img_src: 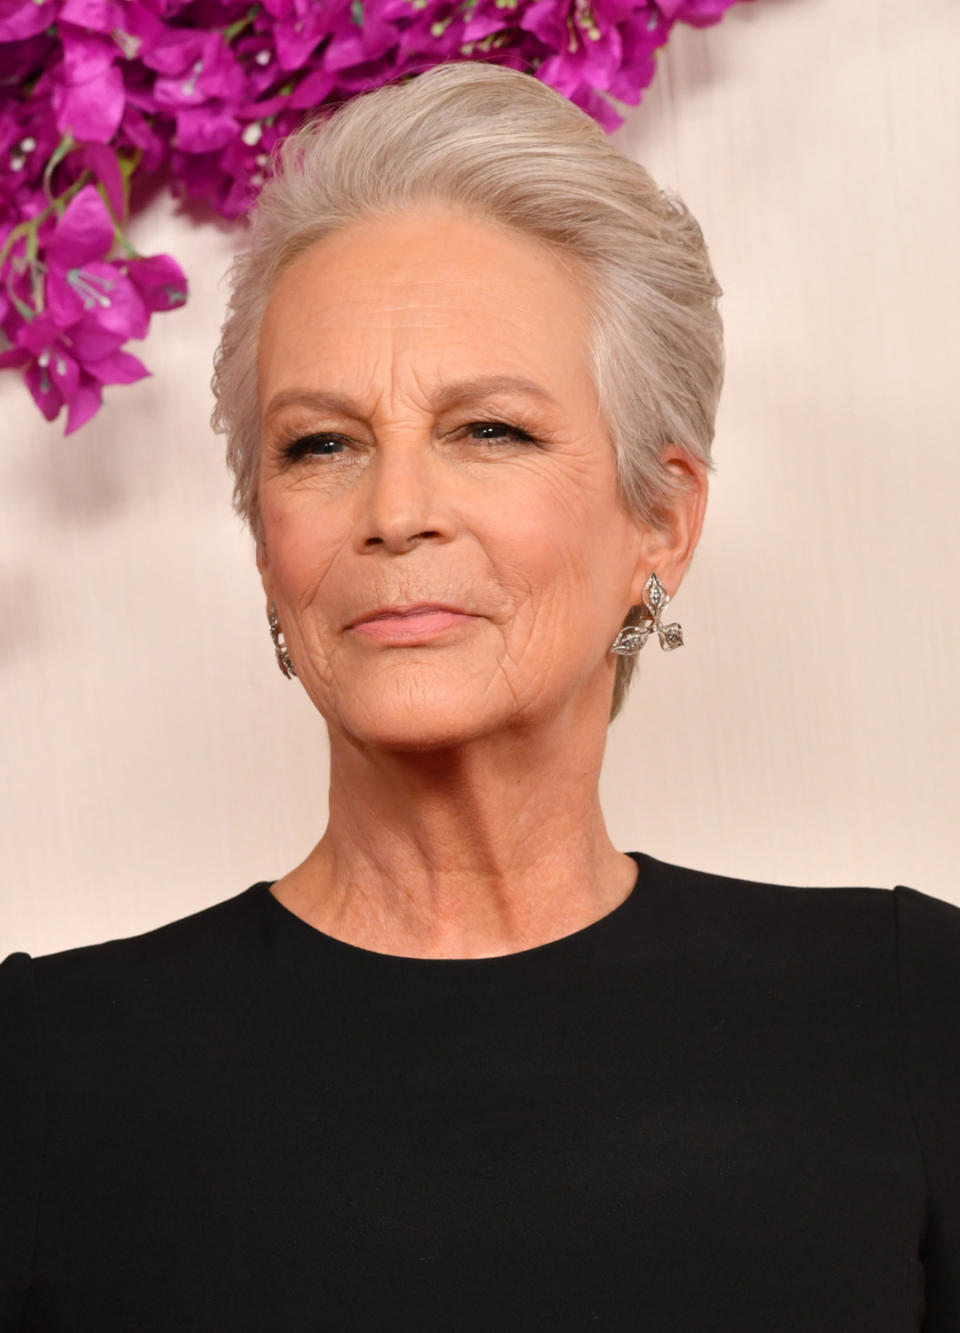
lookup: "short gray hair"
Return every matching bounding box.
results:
[211,59,723,721]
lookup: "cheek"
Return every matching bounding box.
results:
[490,470,625,611]
[260,494,346,606]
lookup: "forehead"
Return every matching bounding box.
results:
[257,209,597,408]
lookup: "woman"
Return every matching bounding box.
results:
[2,60,957,1332]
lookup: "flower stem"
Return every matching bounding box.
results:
[0,168,93,274]
[224,4,261,43]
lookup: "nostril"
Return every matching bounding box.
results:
[363,530,441,550]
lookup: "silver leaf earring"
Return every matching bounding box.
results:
[609,572,683,655]
[268,604,297,678]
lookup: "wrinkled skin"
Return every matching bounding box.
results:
[255,206,708,958]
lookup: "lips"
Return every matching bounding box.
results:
[347,603,478,643]
[349,603,469,628]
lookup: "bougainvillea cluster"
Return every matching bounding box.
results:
[0,0,742,433]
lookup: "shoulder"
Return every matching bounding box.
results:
[634,851,960,985]
[636,849,958,923]
[0,951,46,1319]
[892,881,960,961]
[634,849,908,942]
[38,880,263,973]
[642,844,960,1011]
[889,883,960,1090]
[0,886,268,1317]
[1,884,270,1055]
[646,859,960,1306]
[0,883,272,1146]
[638,852,960,1093]
[885,886,960,1300]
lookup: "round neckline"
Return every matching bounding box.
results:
[253,851,651,971]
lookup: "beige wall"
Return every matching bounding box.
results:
[2,0,958,957]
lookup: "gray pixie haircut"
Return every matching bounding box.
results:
[211,59,723,722]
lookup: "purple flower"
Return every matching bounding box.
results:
[0,0,59,44]
[0,28,57,93]
[151,31,247,152]
[118,101,167,171]
[119,251,188,313]
[0,100,61,223]
[272,5,331,73]
[0,183,153,428]
[0,318,94,430]
[128,4,200,74]
[51,25,125,142]
[391,25,463,70]
[41,184,147,343]
[57,0,125,32]
[0,308,150,432]
[659,0,737,24]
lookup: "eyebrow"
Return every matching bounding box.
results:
[263,374,560,423]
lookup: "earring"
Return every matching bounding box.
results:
[268,604,297,678]
[609,572,683,655]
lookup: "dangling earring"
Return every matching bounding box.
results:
[609,572,684,655]
[268,604,297,678]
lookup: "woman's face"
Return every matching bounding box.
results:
[256,207,665,750]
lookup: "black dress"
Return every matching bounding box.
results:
[2,851,958,1331]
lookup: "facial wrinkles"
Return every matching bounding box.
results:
[265,332,575,594]
[270,420,621,719]
[291,473,598,726]
[259,212,594,440]
[256,212,639,731]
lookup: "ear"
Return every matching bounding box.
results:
[627,445,709,607]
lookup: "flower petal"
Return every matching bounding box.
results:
[58,0,125,32]
[83,347,150,384]
[138,26,203,76]
[45,268,87,330]
[119,101,166,170]
[0,0,58,42]
[122,252,188,312]
[69,267,149,358]
[25,359,63,421]
[47,184,115,268]
[18,310,66,354]
[59,26,116,83]
[174,104,238,153]
[53,61,125,142]
[50,347,80,399]
[64,377,103,434]
[82,143,126,222]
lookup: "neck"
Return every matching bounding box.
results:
[274,691,637,959]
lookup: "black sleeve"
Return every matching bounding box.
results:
[894,885,960,1331]
[0,952,44,1331]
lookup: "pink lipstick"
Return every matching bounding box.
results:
[348,604,477,644]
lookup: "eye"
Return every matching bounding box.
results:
[276,419,539,463]
[463,420,538,446]
[280,433,350,461]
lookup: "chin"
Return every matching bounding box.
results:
[331,684,514,754]
[341,714,498,757]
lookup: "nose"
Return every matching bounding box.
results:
[354,439,455,554]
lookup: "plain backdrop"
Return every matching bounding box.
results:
[2,0,958,956]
